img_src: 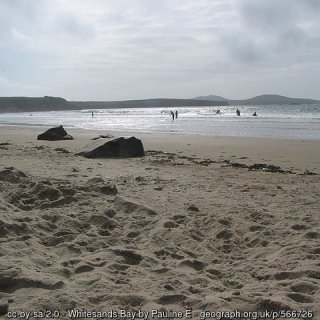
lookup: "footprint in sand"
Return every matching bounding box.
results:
[0,275,64,294]
[75,264,95,274]
[218,218,232,227]
[291,224,308,231]
[304,231,320,239]
[170,252,184,260]
[249,224,265,232]
[127,231,140,238]
[287,292,314,303]
[216,229,233,240]
[111,248,143,265]
[172,215,186,224]
[290,281,319,295]
[256,299,292,311]
[154,249,170,260]
[206,268,222,279]
[179,259,206,272]
[312,247,320,254]
[163,221,178,229]
[157,294,187,305]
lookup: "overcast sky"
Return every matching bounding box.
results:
[1,0,320,100]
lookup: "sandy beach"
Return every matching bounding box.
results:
[0,125,319,318]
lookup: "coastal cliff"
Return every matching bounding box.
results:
[0,96,70,113]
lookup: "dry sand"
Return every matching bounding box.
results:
[0,125,319,319]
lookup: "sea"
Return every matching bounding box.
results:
[1,104,320,139]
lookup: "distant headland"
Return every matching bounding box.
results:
[0,94,318,113]
[0,96,70,113]
[192,94,320,106]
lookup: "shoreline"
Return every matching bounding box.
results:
[2,121,320,141]
[1,125,319,173]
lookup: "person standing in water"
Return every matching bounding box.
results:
[170,111,175,120]
[236,109,241,116]
[175,110,178,119]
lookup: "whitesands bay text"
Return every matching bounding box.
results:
[6,309,314,319]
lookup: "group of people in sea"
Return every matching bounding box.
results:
[170,110,178,120]
[236,109,258,116]
[169,109,257,119]
[215,109,257,117]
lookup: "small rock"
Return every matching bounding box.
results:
[304,169,317,175]
[0,302,9,315]
[54,147,70,153]
[37,125,73,141]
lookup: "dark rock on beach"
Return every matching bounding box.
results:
[77,136,144,158]
[37,125,73,141]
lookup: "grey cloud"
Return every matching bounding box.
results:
[277,26,307,49]
[238,0,298,32]
[217,0,320,70]
[221,33,266,64]
[54,12,95,39]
